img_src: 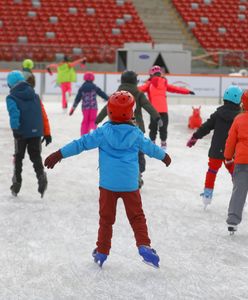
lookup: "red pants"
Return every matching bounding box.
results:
[60,82,72,109]
[205,157,234,189]
[96,187,151,255]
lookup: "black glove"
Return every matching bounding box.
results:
[189,91,195,95]
[162,153,171,167]
[41,135,52,146]
[46,67,53,75]
[12,129,22,140]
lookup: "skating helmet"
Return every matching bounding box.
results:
[241,90,248,111]
[107,90,135,122]
[223,85,243,104]
[121,70,138,84]
[149,65,162,76]
[84,72,95,81]
[22,59,34,70]
[7,70,25,88]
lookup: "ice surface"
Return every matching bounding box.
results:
[0,98,247,300]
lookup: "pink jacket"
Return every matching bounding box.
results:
[139,76,191,113]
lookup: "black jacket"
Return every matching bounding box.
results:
[193,101,240,159]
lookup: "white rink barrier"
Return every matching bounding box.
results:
[1,71,248,103]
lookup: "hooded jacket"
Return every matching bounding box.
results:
[60,122,165,191]
[193,101,241,159]
[139,76,191,113]
[224,98,248,164]
[6,81,44,138]
[95,83,160,132]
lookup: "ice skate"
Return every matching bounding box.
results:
[92,248,107,267]
[161,140,167,150]
[200,188,213,209]
[10,181,21,197]
[138,245,160,268]
[138,173,144,189]
[38,172,48,198]
[227,224,237,235]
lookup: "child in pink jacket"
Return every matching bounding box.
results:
[139,65,195,148]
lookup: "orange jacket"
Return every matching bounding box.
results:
[139,76,190,113]
[40,100,51,136]
[224,112,248,164]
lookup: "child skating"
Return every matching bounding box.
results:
[225,90,248,234]
[6,70,52,197]
[139,65,195,149]
[69,72,108,136]
[44,91,171,268]
[187,85,242,208]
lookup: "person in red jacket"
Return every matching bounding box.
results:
[139,65,195,149]
[225,90,248,234]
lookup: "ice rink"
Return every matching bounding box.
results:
[0,97,247,300]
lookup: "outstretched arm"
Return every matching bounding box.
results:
[68,57,87,68]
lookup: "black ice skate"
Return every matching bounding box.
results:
[228,224,237,235]
[10,181,22,197]
[138,173,144,189]
[38,173,48,198]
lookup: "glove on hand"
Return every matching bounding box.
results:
[12,129,22,140]
[162,153,171,167]
[69,107,75,116]
[44,150,63,169]
[41,135,52,146]
[189,91,195,95]
[187,135,197,147]
[157,118,163,128]
[46,67,53,75]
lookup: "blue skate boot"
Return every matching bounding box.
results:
[92,248,108,267]
[200,188,213,209]
[138,246,160,268]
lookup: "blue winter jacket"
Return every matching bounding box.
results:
[6,81,43,138]
[61,122,166,192]
[72,81,108,110]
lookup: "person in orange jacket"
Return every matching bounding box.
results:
[139,65,195,149]
[225,90,248,234]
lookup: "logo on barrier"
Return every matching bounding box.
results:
[139,54,150,60]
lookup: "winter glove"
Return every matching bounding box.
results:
[44,150,63,169]
[187,135,198,147]
[41,135,52,146]
[69,107,75,116]
[189,91,195,95]
[12,129,22,140]
[162,153,171,167]
[157,118,163,128]
[46,67,53,75]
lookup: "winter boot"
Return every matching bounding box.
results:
[92,248,108,267]
[138,245,160,268]
[10,180,22,196]
[138,173,144,189]
[227,224,237,235]
[161,140,167,150]
[200,188,213,209]
[38,172,48,198]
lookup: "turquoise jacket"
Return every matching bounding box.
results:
[61,122,166,192]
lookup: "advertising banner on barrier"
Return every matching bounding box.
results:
[44,73,105,95]
[0,72,41,95]
[221,76,248,95]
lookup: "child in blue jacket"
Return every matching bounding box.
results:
[45,90,171,268]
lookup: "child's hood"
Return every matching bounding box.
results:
[150,76,166,89]
[102,122,141,150]
[10,81,35,102]
[217,102,240,121]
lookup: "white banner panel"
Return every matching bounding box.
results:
[0,71,41,95]
[105,73,122,95]
[221,76,248,95]
[166,75,220,97]
[44,72,105,95]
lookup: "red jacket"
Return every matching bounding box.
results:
[139,76,191,113]
[224,111,248,164]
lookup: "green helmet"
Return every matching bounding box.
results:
[22,59,34,70]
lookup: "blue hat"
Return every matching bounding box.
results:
[223,85,243,104]
[7,70,25,88]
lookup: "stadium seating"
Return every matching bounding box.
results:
[0,0,152,63]
[172,0,248,66]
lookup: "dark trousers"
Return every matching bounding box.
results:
[149,112,169,142]
[138,151,146,173]
[96,187,151,255]
[13,137,44,183]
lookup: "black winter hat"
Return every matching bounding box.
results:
[121,70,138,84]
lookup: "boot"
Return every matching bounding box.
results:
[200,188,213,209]
[92,248,108,267]
[138,245,160,268]
[38,172,48,198]
[161,140,167,150]
[10,180,22,196]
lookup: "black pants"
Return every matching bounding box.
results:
[139,151,146,174]
[13,137,44,183]
[149,112,169,142]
